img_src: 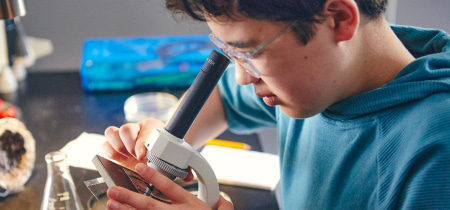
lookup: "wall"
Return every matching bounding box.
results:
[20,0,450,72]
[20,0,210,72]
[396,0,450,32]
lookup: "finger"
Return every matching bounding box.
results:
[102,141,143,170]
[104,126,130,157]
[118,123,141,159]
[216,195,234,210]
[102,140,128,162]
[135,118,165,160]
[107,186,166,210]
[181,167,194,182]
[135,163,197,204]
[106,199,135,210]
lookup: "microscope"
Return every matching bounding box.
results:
[93,50,230,208]
[144,50,229,207]
[0,0,30,94]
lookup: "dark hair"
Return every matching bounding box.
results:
[165,0,387,44]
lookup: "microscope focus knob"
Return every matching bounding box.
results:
[146,153,189,180]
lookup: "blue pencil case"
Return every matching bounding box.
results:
[79,34,219,91]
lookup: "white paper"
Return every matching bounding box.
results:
[60,132,106,170]
[200,145,280,191]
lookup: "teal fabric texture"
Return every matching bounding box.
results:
[218,25,450,209]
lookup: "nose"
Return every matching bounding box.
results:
[234,63,259,85]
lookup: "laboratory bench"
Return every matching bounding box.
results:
[0,72,279,210]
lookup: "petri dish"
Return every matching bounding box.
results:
[124,92,178,123]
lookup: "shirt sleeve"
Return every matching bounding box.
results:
[218,65,277,135]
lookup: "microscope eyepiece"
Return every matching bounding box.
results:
[165,50,230,139]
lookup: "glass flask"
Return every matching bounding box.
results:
[40,151,84,210]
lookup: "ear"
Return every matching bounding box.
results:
[323,0,359,42]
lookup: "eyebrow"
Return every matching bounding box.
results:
[226,40,257,49]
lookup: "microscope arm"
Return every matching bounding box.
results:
[189,151,220,208]
[146,128,220,207]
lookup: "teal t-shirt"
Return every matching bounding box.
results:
[218,25,450,209]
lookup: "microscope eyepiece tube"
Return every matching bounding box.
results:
[165,50,230,139]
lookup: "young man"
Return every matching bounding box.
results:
[102,0,450,209]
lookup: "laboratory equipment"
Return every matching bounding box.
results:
[92,155,171,204]
[41,151,84,210]
[0,0,26,19]
[145,49,229,208]
[92,50,230,208]
[123,92,178,123]
[0,0,30,93]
